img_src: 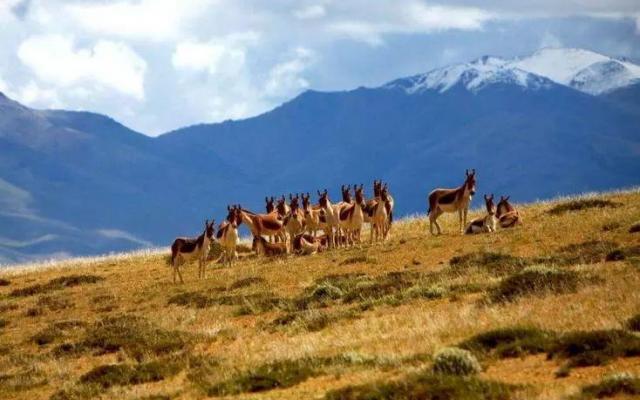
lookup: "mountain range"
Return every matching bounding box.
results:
[1,47,639,264]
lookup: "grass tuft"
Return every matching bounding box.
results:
[229,276,266,290]
[10,274,104,297]
[628,222,640,233]
[37,295,73,311]
[325,370,516,400]
[0,278,10,286]
[168,292,213,308]
[489,265,579,302]
[450,251,530,275]
[80,315,190,360]
[207,354,380,396]
[547,198,620,215]
[271,309,360,332]
[432,347,481,376]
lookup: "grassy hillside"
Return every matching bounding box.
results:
[1,190,640,400]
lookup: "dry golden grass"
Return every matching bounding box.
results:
[1,189,640,399]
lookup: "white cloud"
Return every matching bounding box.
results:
[0,75,8,93]
[13,80,64,108]
[64,0,213,41]
[0,0,21,21]
[294,4,326,19]
[539,31,563,48]
[17,34,147,100]
[171,32,259,74]
[265,47,315,98]
[327,1,494,46]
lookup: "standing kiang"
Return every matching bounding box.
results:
[427,169,477,235]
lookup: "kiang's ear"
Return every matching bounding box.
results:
[472,168,476,176]
[324,189,328,195]
[227,205,231,211]
[490,194,494,200]
[465,169,469,177]
[317,190,322,196]
[484,194,488,201]
[505,196,510,201]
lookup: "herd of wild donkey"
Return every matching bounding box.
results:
[170,169,521,283]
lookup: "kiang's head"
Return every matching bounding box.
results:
[465,169,477,196]
[484,194,495,215]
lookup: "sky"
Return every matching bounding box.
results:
[0,0,639,136]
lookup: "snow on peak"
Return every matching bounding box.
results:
[384,54,550,94]
[386,47,640,95]
[511,47,640,94]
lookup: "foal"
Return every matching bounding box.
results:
[252,235,288,256]
[496,196,521,228]
[427,169,477,235]
[465,194,497,234]
[170,219,215,283]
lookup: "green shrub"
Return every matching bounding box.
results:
[79,360,183,389]
[576,372,640,398]
[432,347,481,376]
[548,330,640,369]
[405,284,447,300]
[459,327,556,358]
[168,292,213,308]
[489,265,579,302]
[627,313,640,332]
[554,241,619,265]
[207,358,318,396]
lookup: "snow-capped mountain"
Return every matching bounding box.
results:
[387,48,640,95]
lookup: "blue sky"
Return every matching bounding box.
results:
[0,0,639,136]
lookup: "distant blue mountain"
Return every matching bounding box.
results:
[1,48,639,264]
